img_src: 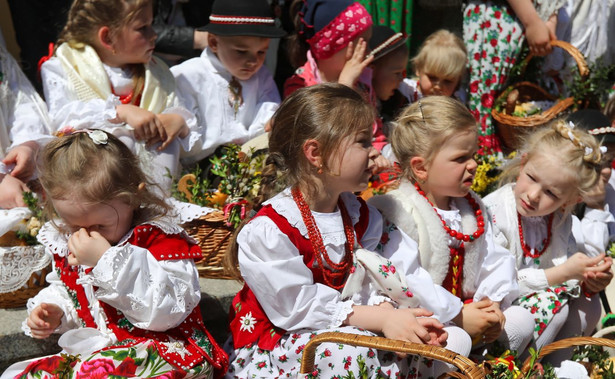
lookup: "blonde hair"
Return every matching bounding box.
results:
[499,119,603,196]
[392,96,477,181]
[57,0,151,48]
[39,131,169,227]
[411,29,467,80]
[224,83,375,280]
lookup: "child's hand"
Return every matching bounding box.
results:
[381,308,445,346]
[3,141,39,181]
[481,301,505,342]
[26,303,63,339]
[524,18,555,56]
[116,104,166,144]
[453,299,500,341]
[338,38,374,88]
[0,173,29,208]
[157,113,190,150]
[67,229,111,267]
[373,154,392,174]
[559,252,610,282]
[583,256,613,293]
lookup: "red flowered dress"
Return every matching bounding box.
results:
[463,1,526,157]
[7,220,228,379]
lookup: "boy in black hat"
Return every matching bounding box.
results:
[171,0,285,165]
[569,110,615,257]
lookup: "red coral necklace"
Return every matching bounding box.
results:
[414,182,485,242]
[517,213,553,260]
[291,187,355,290]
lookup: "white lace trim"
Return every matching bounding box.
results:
[0,245,51,293]
[327,299,355,328]
[167,197,216,224]
[264,188,363,245]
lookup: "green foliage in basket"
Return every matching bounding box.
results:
[567,58,615,110]
[15,191,44,245]
[173,144,266,228]
[572,344,615,378]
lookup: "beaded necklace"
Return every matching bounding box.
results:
[517,212,553,264]
[414,183,485,298]
[291,187,355,290]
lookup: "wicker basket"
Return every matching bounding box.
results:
[0,245,51,308]
[520,336,615,375]
[491,40,589,151]
[177,174,235,279]
[298,332,486,378]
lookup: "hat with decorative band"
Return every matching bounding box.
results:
[200,0,286,38]
[368,25,408,61]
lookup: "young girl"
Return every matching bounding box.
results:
[399,29,467,103]
[368,96,535,355]
[463,0,563,156]
[40,0,199,191]
[484,120,613,365]
[1,130,227,378]
[224,84,473,378]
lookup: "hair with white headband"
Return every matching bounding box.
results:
[499,118,604,195]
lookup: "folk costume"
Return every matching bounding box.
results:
[369,181,534,352]
[171,0,286,164]
[485,183,602,349]
[40,43,200,190]
[225,188,469,378]
[2,219,228,379]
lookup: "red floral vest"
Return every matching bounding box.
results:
[229,197,370,350]
[53,224,228,377]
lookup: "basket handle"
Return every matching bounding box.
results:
[299,332,486,378]
[177,174,197,203]
[524,40,589,77]
[520,336,615,373]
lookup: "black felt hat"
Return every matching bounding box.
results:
[200,0,286,38]
[368,25,408,61]
[567,109,615,145]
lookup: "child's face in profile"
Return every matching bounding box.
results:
[416,70,459,97]
[108,4,157,66]
[209,35,270,81]
[52,197,134,245]
[372,48,408,101]
[514,153,579,218]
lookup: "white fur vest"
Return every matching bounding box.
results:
[368,180,486,297]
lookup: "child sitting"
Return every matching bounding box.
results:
[399,29,467,103]
[40,0,199,191]
[0,34,52,209]
[171,0,286,164]
[224,84,471,378]
[484,119,613,365]
[369,96,534,354]
[1,130,227,378]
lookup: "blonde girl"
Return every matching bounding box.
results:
[224,84,471,378]
[40,0,199,191]
[1,130,227,379]
[399,29,467,103]
[369,96,535,354]
[484,120,613,364]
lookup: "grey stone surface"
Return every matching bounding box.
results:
[0,277,242,373]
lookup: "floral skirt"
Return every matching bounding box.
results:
[515,283,580,341]
[225,325,450,379]
[8,341,213,379]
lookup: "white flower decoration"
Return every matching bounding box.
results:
[161,338,188,358]
[87,130,108,145]
[239,311,257,333]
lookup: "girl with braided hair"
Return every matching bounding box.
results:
[484,119,614,365]
[40,0,200,191]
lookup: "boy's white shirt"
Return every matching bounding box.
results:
[0,43,52,158]
[171,47,280,164]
